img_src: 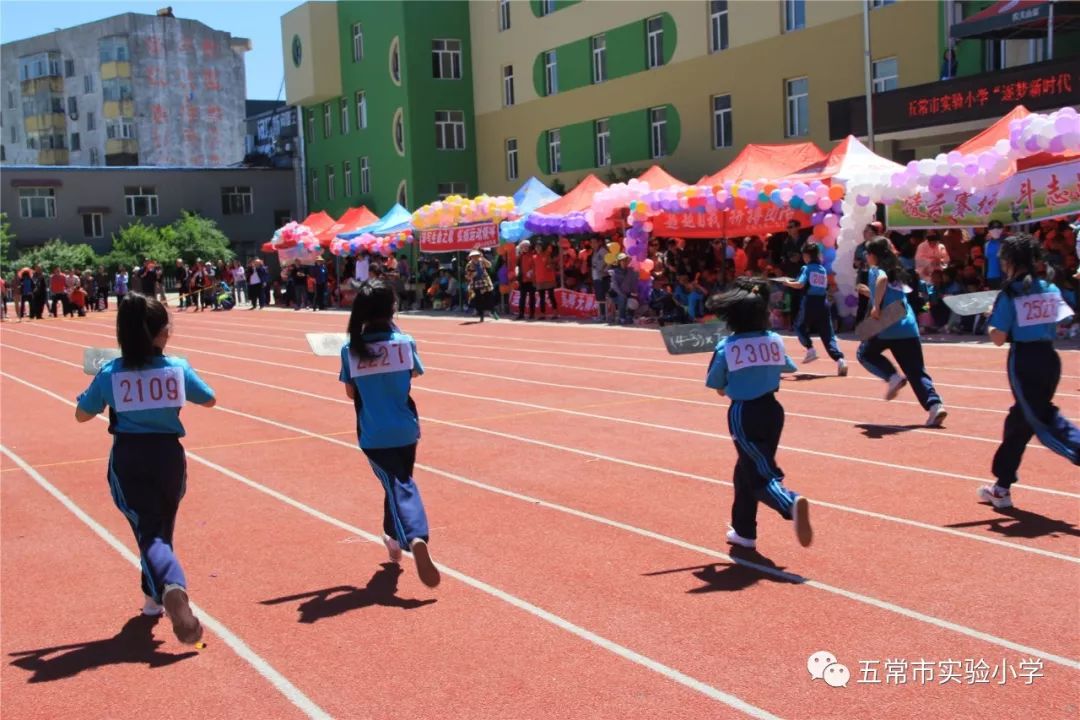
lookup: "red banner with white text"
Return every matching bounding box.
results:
[509,288,599,319]
[418,223,499,253]
[652,207,811,238]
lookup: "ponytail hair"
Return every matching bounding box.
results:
[866,236,901,283]
[706,276,770,334]
[347,280,397,359]
[998,232,1043,293]
[116,292,169,368]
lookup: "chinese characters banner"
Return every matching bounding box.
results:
[887,160,1080,229]
[418,223,498,253]
[651,207,811,239]
[509,288,598,319]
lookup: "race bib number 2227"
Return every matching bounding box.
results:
[349,340,414,377]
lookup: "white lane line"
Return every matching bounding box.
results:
[0,444,333,720]
[0,371,783,720]
[7,341,1073,564]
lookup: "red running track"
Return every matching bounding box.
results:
[1,308,1077,719]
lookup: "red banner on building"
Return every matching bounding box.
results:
[509,288,599,319]
[651,207,810,239]
[418,223,498,253]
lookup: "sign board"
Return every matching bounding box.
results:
[82,348,188,375]
[854,300,908,341]
[418,223,498,253]
[942,290,999,317]
[306,332,349,357]
[652,207,810,239]
[508,288,599,319]
[659,320,730,355]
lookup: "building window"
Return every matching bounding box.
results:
[306,108,315,142]
[544,50,558,95]
[547,129,561,173]
[7,90,13,108]
[106,118,135,139]
[98,36,129,63]
[396,180,407,208]
[393,108,405,155]
[356,91,367,128]
[783,0,805,32]
[435,110,466,150]
[19,187,56,219]
[538,0,555,17]
[67,96,77,116]
[785,76,809,137]
[710,1,729,52]
[360,156,371,193]
[649,107,667,158]
[70,132,80,151]
[1,145,5,162]
[594,119,611,167]
[503,65,515,107]
[390,37,401,84]
[871,57,898,93]
[437,182,468,199]
[646,16,664,69]
[82,212,103,238]
[83,74,93,94]
[64,59,75,77]
[499,0,511,31]
[591,35,606,83]
[432,39,462,80]
[869,0,895,7]
[322,102,331,138]
[9,125,16,143]
[86,110,95,131]
[327,165,336,200]
[310,169,318,203]
[506,138,518,180]
[89,147,99,165]
[221,186,253,215]
[712,94,732,148]
[352,23,364,62]
[125,186,158,217]
[340,97,349,134]
[102,78,133,102]
[344,160,353,196]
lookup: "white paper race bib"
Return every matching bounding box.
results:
[726,336,786,371]
[1013,292,1071,326]
[111,367,186,412]
[349,340,414,377]
[809,271,828,289]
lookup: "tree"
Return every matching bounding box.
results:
[604,166,644,184]
[0,212,13,275]
[548,177,567,195]
[169,211,234,265]
[15,239,99,271]
[103,220,176,270]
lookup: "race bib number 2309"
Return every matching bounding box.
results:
[349,340,414,377]
[726,336,786,371]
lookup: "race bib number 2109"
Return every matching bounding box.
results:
[349,340,414,377]
[111,367,186,412]
[726,336,786,371]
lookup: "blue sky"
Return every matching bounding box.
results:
[1,0,297,100]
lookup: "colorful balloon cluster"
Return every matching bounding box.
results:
[330,229,414,258]
[270,221,320,252]
[524,211,592,236]
[412,194,516,230]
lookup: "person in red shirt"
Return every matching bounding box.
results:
[535,243,559,319]
[49,267,69,317]
[515,240,538,320]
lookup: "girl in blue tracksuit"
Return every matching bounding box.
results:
[75,293,216,645]
[705,277,813,549]
[340,280,440,588]
[981,234,1079,508]
[856,237,948,428]
[784,243,847,376]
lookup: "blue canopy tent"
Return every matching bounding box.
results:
[501,177,561,242]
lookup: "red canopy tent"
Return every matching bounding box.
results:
[702,142,826,186]
[532,173,609,215]
[777,135,904,186]
[317,206,379,247]
[634,165,687,189]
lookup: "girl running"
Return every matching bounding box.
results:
[340,280,440,588]
[75,293,216,644]
[784,243,847,376]
[981,234,1079,508]
[706,277,813,549]
[856,237,948,427]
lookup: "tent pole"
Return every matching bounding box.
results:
[1048,0,1055,60]
[862,1,875,151]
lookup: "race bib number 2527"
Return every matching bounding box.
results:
[725,336,786,371]
[1013,293,1070,327]
[349,340,414,377]
[111,367,186,412]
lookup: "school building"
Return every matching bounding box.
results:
[282,0,1080,216]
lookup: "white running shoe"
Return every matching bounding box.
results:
[837,358,848,377]
[725,529,756,549]
[977,485,1013,509]
[802,348,818,363]
[885,374,908,401]
[925,404,948,428]
[382,534,403,564]
[141,595,165,617]
[792,496,813,547]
